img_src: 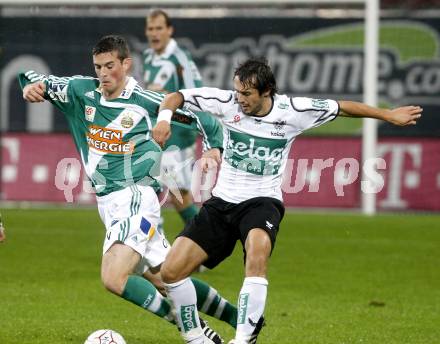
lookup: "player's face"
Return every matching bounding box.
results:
[233,76,270,116]
[93,51,131,99]
[146,15,173,54]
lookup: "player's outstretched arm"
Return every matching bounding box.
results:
[152,92,185,147]
[23,81,46,103]
[338,100,422,126]
[160,91,185,113]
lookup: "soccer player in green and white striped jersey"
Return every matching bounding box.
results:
[143,9,219,226]
[20,35,235,343]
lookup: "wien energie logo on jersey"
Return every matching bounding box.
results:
[87,125,134,155]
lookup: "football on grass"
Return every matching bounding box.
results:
[84,329,127,344]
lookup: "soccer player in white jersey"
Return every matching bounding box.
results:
[20,35,236,343]
[143,9,219,227]
[151,58,423,344]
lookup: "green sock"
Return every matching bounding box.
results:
[179,204,199,223]
[122,275,175,324]
[191,277,237,328]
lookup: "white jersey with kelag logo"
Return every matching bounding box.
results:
[18,71,222,197]
[179,87,340,203]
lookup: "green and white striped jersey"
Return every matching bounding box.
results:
[143,39,202,92]
[142,38,215,149]
[180,87,340,203]
[18,71,223,197]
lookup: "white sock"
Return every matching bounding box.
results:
[164,278,204,344]
[235,277,268,343]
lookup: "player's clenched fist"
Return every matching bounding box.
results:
[200,148,222,173]
[23,81,46,103]
[151,120,171,148]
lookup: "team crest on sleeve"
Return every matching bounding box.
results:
[85,106,96,122]
[47,83,69,103]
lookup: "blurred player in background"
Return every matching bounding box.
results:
[152,57,423,344]
[143,9,222,228]
[0,214,5,243]
[20,34,235,343]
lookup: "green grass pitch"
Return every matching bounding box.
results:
[0,208,439,343]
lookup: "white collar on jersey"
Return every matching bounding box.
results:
[96,76,138,99]
[156,38,177,59]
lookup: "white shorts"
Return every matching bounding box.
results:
[160,144,196,191]
[96,184,170,273]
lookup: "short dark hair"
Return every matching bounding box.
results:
[92,35,130,61]
[147,9,172,27]
[234,57,278,96]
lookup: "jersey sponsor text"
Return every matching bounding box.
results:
[86,125,134,155]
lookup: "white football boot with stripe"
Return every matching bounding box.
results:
[227,316,265,344]
[200,318,224,344]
